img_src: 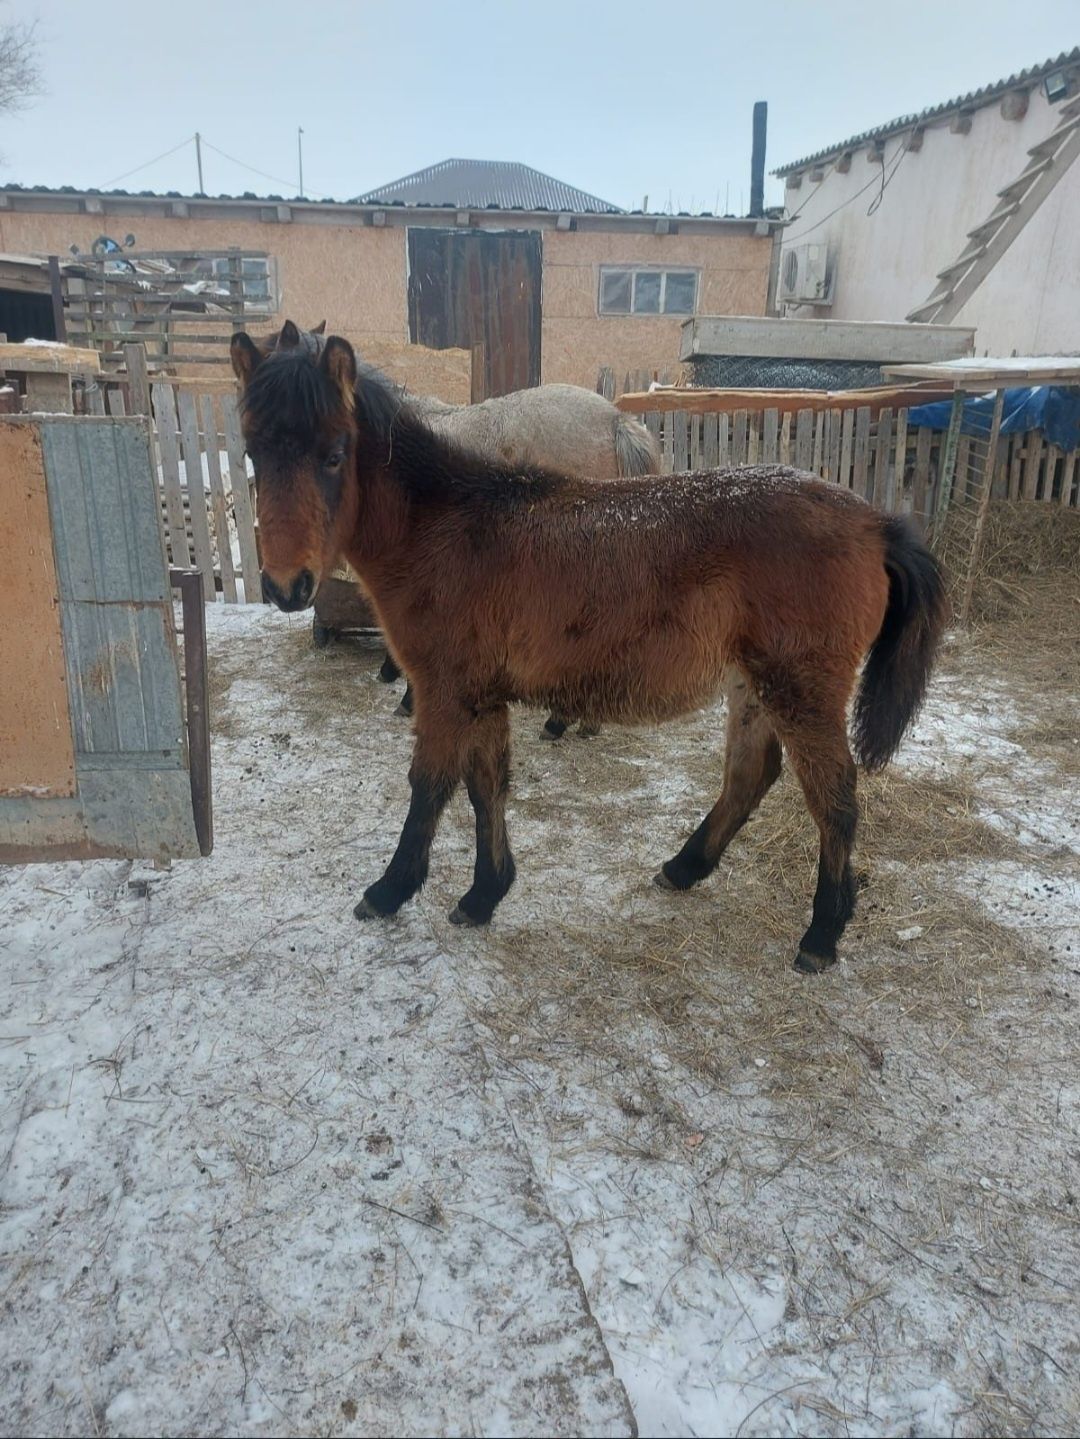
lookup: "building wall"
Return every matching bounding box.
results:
[0,207,772,393]
[777,88,1080,354]
[540,229,771,387]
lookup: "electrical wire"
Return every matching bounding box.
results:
[781,136,910,245]
[101,135,196,189]
[200,138,301,193]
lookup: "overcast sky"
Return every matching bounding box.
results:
[4,1,1077,213]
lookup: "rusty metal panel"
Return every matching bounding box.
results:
[0,415,200,862]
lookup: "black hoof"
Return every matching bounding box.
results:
[448,904,490,927]
[355,883,403,921]
[653,868,677,891]
[394,701,412,718]
[378,655,401,684]
[793,948,836,975]
[354,896,384,920]
[312,619,333,648]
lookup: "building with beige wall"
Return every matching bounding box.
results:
[772,50,1080,355]
[0,158,776,397]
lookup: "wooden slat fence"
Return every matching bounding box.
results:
[629,402,1080,519]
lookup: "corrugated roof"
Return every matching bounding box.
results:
[353,158,623,213]
[773,47,1080,174]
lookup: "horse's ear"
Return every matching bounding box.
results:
[278,319,302,350]
[230,331,263,389]
[319,336,357,411]
[312,320,327,335]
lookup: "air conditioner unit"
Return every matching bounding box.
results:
[780,243,832,305]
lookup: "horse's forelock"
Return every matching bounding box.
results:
[241,351,349,448]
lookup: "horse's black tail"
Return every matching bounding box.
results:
[852,515,949,771]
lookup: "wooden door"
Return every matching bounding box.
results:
[408,229,541,398]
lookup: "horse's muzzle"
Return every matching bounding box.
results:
[262,569,316,611]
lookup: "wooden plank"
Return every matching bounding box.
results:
[86,383,106,417]
[825,408,840,484]
[124,343,151,416]
[702,412,719,468]
[779,412,792,466]
[889,409,908,512]
[176,388,216,589]
[839,408,855,488]
[762,408,778,463]
[106,388,127,417]
[747,412,760,466]
[220,392,262,600]
[689,413,702,471]
[0,341,100,373]
[152,382,192,568]
[1021,431,1043,500]
[912,426,933,524]
[871,408,893,506]
[1008,436,1023,498]
[1042,443,1061,502]
[1060,448,1078,508]
[661,411,674,474]
[960,390,1006,624]
[955,434,971,501]
[811,411,825,476]
[795,409,814,471]
[718,414,730,466]
[0,421,77,798]
[680,315,974,363]
[200,394,238,603]
[732,410,748,467]
[852,407,872,497]
[644,410,661,452]
[617,382,953,419]
[674,410,689,472]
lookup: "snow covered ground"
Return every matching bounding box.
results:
[2,603,1078,1438]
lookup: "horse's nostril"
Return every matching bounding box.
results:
[296,570,315,607]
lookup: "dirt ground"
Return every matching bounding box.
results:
[2,528,1078,1437]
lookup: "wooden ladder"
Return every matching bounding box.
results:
[907,94,1080,324]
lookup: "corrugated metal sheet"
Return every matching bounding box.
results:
[354,158,623,213]
[0,416,199,862]
[774,47,1080,174]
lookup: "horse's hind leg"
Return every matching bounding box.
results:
[396,682,414,718]
[782,729,859,975]
[655,674,781,891]
[749,663,859,974]
[378,650,401,683]
[450,704,517,927]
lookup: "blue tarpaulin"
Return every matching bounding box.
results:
[907,386,1080,452]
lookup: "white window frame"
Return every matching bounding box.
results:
[598,266,699,317]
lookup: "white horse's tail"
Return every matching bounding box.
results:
[614,413,661,476]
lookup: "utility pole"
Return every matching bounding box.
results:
[297,127,305,198]
[195,132,204,193]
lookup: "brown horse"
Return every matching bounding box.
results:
[231,330,947,975]
[259,319,656,735]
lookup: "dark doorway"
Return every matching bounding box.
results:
[0,289,56,343]
[408,229,541,398]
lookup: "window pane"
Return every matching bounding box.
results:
[633,271,661,313]
[600,270,631,313]
[663,272,697,314]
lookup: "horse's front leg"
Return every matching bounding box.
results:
[450,704,517,926]
[355,699,468,920]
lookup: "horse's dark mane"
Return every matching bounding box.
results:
[244,348,567,505]
[352,368,566,507]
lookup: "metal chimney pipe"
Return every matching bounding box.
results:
[750,101,767,217]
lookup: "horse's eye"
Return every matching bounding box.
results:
[325,451,344,470]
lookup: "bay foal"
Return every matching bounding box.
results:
[233,331,946,974]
